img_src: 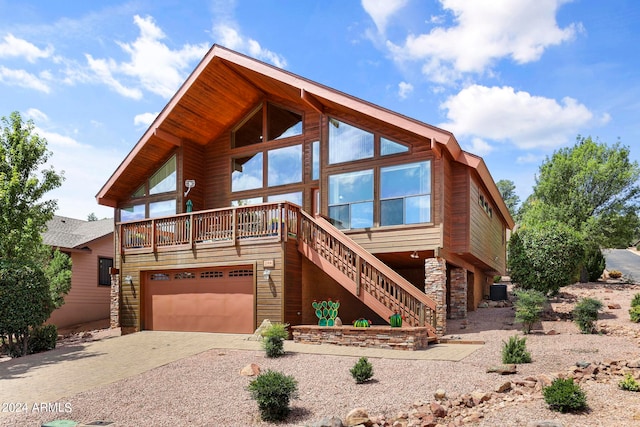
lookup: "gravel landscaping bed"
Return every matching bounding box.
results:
[3,281,640,427]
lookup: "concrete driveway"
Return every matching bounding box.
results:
[0,330,481,413]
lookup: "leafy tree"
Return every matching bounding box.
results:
[0,111,64,260]
[87,212,98,221]
[508,221,584,295]
[521,136,640,248]
[496,179,521,220]
[0,111,67,356]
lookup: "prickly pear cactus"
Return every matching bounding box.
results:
[389,312,403,327]
[312,299,340,326]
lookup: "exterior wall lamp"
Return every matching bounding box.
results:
[263,269,271,280]
[125,275,133,285]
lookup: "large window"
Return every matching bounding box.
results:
[233,103,303,148]
[268,145,302,187]
[149,200,177,218]
[328,170,373,229]
[267,192,303,205]
[149,156,176,195]
[232,153,263,192]
[380,161,431,225]
[328,119,374,164]
[120,204,145,222]
[98,257,113,287]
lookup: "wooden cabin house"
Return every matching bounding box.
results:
[97,45,514,338]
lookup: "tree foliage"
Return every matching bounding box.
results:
[496,179,520,220]
[508,221,584,295]
[0,111,68,356]
[521,136,640,248]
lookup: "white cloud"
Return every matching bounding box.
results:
[0,66,50,93]
[86,15,209,99]
[35,126,122,219]
[386,0,579,83]
[439,84,596,149]
[25,108,49,123]
[362,0,409,34]
[398,81,414,99]
[134,112,159,127]
[463,137,493,156]
[0,33,53,63]
[213,24,287,68]
[516,153,545,164]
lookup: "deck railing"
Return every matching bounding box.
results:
[298,211,438,334]
[119,202,299,252]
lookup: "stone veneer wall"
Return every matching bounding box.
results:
[449,267,467,319]
[110,273,120,329]
[291,325,431,350]
[424,257,447,336]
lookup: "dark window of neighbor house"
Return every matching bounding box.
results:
[98,257,113,286]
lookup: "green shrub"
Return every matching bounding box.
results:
[501,335,532,364]
[619,373,640,392]
[350,356,374,384]
[493,275,502,283]
[262,323,288,358]
[248,370,298,422]
[583,245,606,282]
[28,324,57,354]
[629,306,640,323]
[513,289,546,334]
[631,293,640,308]
[573,298,603,333]
[508,222,584,296]
[543,378,587,413]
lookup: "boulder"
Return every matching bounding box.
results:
[486,364,517,374]
[496,381,512,393]
[433,389,447,400]
[345,408,371,427]
[239,363,260,376]
[429,402,447,418]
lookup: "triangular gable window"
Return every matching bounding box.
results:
[233,104,263,148]
[381,137,409,156]
[132,185,146,198]
[268,104,302,140]
[149,155,176,195]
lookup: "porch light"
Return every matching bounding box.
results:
[263,269,271,280]
[125,275,133,285]
[184,179,196,197]
[410,251,419,259]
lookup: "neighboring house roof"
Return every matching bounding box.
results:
[95,44,514,229]
[42,216,114,250]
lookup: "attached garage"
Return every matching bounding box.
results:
[143,266,255,333]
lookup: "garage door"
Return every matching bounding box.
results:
[143,267,255,333]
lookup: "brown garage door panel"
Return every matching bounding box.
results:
[144,273,254,333]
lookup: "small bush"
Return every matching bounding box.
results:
[631,293,640,308]
[609,270,623,279]
[28,324,58,354]
[513,289,546,334]
[584,245,606,282]
[493,275,502,283]
[629,306,640,323]
[262,323,288,358]
[350,357,374,384]
[619,373,640,392]
[501,335,532,364]
[543,378,587,413]
[248,370,298,422]
[573,298,603,333]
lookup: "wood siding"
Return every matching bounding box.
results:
[283,238,303,327]
[469,175,507,273]
[116,239,284,331]
[47,234,114,328]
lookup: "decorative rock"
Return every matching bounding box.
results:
[575,361,591,368]
[434,389,447,400]
[239,363,260,376]
[545,329,558,335]
[486,364,517,375]
[345,408,371,427]
[478,302,489,308]
[335,317,343,327]
[627,359,640,368]
[496,381,512,393]
[607,303,621,309]
[429,402,447,418]
[527,421,564,427]
[306,416,344,427]
[248,319,272,340]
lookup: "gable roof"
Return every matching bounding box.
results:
[42,216,114,250]
[96,45,514,229]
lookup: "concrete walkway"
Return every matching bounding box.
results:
[0,331,482,410]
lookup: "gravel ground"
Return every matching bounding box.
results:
[3,281,640,427]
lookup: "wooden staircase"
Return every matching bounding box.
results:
[298,211,438,338]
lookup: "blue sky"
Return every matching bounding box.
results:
[1,0,638,220]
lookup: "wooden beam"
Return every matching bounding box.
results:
[153,128,182,146]
[430,138,442,159]
[300,89,324,114]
